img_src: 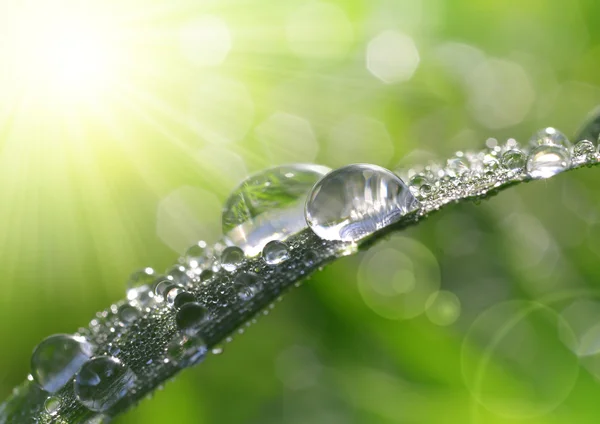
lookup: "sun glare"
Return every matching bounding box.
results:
[2,7,121,100]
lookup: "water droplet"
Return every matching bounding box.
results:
[526,145,571,179]
[126,268,155,302]
[107,344,120,356]
[446,155,470,176]
[573,139,595,157]
[166,288,195,309]
[117,304,140,324]
[153,279,178,298]
[212,346,224,355]
[233,272,261,301]
[501,149,526,171]
[409,174,434,198]
[305,164,419,242]
[221,246,244,272]
[175,302,208,335]
[165,265,190,286]
[302,250,319,267]
[74,356,136,412]
[44,396,60,416]
[184,241,208,268]
[262,240,290,265]
[200,269,214,282]
[31,334,93,393]
[222,164,331,255]
[529,127,570,148]
[166,333,207,367]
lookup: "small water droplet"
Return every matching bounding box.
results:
[221,164,331,255]
[446,156,470,176]
[305,164,419,242]
[126,268,155,302]
[233,272,261,301]
[200,269,214,282]
[175,302,208,335]
[184,241,208,268]
[262,240,290,265]
[31,334,93,393]
[529,127,570,148]
[166,333,207,367]
[117,304,140,324]
[573,139,595,157]
[165,265,190,286]
[212,346,224,355]
[107,344,120,356]
[409,174,434,198]
[153,279,178,298]
[221,246,244,272]
[526,145,571,179]
[44,396,60,416]
[166,288,195,309]
[74,356,136,412]
[501,149,526,171]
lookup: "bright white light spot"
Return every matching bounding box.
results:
[367,30,420,84]
[179,16,232,67]
[1,7,120,98]
[286,2,354,61]
[467,59,534,129]
[254,112,318,165]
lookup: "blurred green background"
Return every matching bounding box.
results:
[1,0,600,422]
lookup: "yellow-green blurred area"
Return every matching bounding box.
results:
[2,0,600,422]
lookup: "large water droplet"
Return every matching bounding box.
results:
[74,356,136,412]
[175,302,208,336]
[526,145,571,179]
[529,127,570,148]
[31,334,93,393]
[262,240,290,265]
[166,333,207,367]
[305,164,419,242]
[222,164,331,255]
[221,246,244,272]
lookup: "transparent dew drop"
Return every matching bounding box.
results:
[31,334,93,393]
[74,356,136,412]
[153,279,178,298]
[446,155,470,177]
[221,164,331,256]
[233,272,261,301]
[409,174,434,198]
[526,145,571,179]
[501,149,527,171]
[117,304,140,324]
[44,396,60,416]
[183,240,210,268]
[175,302,208,336]
[200,269,214,282]
[529,127,571,148]
[262,240,290,265]
[305,164,420,242]
[573,140,595,157]
[166,288,195,309]
[221,246,245,272]
[166,333,207,367]
[126,268,155,302]
[165,265,190,286]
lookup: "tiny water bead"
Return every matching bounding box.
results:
[74,356,136,412]
[44,396,60,416]
[529,127,571,148]
[184,241,208,268]
[526,145,571,179]
[31,334,94,393]
[166,288,195,309]
[233,272,261,301]
[262,240,290,265]
[117,304,140,324]
[221,164,331,255]
[221,246,245,271]
[175,302,208,335]
[305,164,420,242]
[166,333,207,367]
[408,174,434,198]
[501,149,526,171]
[126,267,155,301]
